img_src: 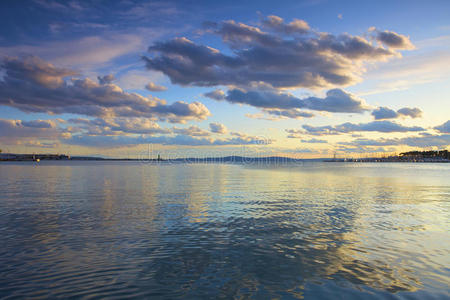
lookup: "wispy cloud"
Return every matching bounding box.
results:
[287,120,425,136]
[339,134,450,148]
[358,35,450,95]
[0,34,145,70]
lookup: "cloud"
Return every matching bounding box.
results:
[288,120,425,136]
[245,113,283,121]
[67,132,272,148]
[0,118,70,145]
[145,81,167,92]
[116,69,164,90]
[372,106,423,119]
[0,34,145,69]
[228,132,273,145]
[300,138,328,143]
[21,119,58,129]
[245,108,314,121]
[340,134,450,148]
[222,88,303,109]
[69,117,171,135]
[23,116,268,148]
[144,16,412,89]
[203,89,225,100]
[397,107,422,118]
[434,120,450,133]
[397,134,450,147]
[1,55,77,88]
[173,125,210,136]
[371,107,398,120]
[374,29,415,50]
[0,56,210,123]
[264,109,315,119]
[261,15,310,34]
[358,35,450,96]
[209,122,227,134]
[335,145,397,154]
[0,116,269,149]
[301,89,371,113]
[207,88,370,114]
[97,74,115,84]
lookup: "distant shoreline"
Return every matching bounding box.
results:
[1,155,449,163]
[1,150,448,163]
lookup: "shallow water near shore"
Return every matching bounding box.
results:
[0,161,449,299]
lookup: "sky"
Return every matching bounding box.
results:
[0,0,449,158]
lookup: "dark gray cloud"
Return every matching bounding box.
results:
[0,56,210,123]
[21,119,56,129]
[375,30,414,49]
[209,122,227,134]
[205,88,370,114]
[145,81,167,92]
[97,74,115,84]
[301,89,371,113]
[1,55,77,87]
[223,88,303,109]
[372,106,423,119]
[288,120,425,136]
[434,120,450,133]
[371,106,398,120]
[397,107,422,118]
[144,17,411,89]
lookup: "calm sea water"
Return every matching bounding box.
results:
[0,161,449,299]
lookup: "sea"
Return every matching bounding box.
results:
[0,161,449,299]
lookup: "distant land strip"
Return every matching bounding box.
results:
[0,151,449,163]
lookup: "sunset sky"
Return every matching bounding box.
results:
[0,0,449,158]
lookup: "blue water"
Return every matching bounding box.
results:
[0,161,449,299]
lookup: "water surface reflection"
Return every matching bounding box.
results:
[0,162,448,298]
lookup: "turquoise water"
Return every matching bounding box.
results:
[0,161,449,299]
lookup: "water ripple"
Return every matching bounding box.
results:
[0,162,449,299]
